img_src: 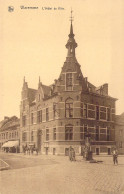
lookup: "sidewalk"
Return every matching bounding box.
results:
[0,159,10,171]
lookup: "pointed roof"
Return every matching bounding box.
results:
[69,21,74,38]
[69,9,74,37]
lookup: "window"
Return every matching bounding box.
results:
[53,104,57,119]
[22,132,27,142]
[37,110,42,123]
[46,129,49,141]
[107,127,110,141]
[66,73,73,91]
[96,106,99,120]
[100,127,106,141]
[96,126,99,141]
[84,104,87,118]
[6,132,8,139]
[22,115,26,127]
[81,103,83,117]
[65,98,73,118]
[107,108,111,121]
[53,128,56,140]
[84,124,87,139]
[9,133,11,139]
[31,113,34,124]
[88,104,95,119]
[100,107,106,120]
[119,141,123,148]
[31,131,34,142]
[65,125,73,140]
[46,108,49,121]
[80,127,84,140]
[111,108,115,121]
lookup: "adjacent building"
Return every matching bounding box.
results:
[0,116,20,152]
[115,113,124,154]
[20,18,117,155]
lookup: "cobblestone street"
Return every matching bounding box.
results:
[0,153,124,194]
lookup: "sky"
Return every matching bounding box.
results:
[0,0,124,121]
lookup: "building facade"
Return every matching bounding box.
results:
[0,116,20,152]
[20,19,117,155]
[115,113,124,154]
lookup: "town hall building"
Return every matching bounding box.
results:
[20,16,117,155]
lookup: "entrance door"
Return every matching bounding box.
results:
[108,148,111,155]
[65,148,69,156]
[96,148,100,155]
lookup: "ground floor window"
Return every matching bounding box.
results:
[119,141,123,148]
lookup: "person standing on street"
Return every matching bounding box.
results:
[113,148,118,165]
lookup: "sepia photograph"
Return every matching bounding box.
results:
[0,0,124,193]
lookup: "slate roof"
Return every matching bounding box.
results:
[42,84,51,98]
[116,113,124,125]
[0,116,20,132]
[28,88,37,104]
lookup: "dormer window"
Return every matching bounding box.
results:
[66,73,73,91]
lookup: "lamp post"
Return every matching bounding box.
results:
[84,132,93,161]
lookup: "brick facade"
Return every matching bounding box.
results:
[115,113,124,154]
[20,19,117,155]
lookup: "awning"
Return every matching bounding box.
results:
[29,143,35,146]
[2,141,19,148]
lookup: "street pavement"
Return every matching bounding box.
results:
[0,152,124,194]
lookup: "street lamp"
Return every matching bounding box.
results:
[84,131,93,161]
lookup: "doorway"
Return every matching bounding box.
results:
[108,148,111,155]
[65,148,69,156]
[96,148,100,155]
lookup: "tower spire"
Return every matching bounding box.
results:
[38,76,42,88]
[23,76,25,83]
[39,76,40,83]
[69,8,74,37]
[65,9,77,58]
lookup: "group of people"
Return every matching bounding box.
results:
[68,146,118,165]
[22,144,119,164]
[22,145,39,155]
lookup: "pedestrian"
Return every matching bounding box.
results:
[71,149,76,161]
[113,149,118,165]
[69,146,72,161]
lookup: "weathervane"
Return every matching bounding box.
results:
[70,8,74,23]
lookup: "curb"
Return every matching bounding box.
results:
[0,159,10,171]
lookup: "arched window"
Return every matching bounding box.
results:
[65,98,73,118]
